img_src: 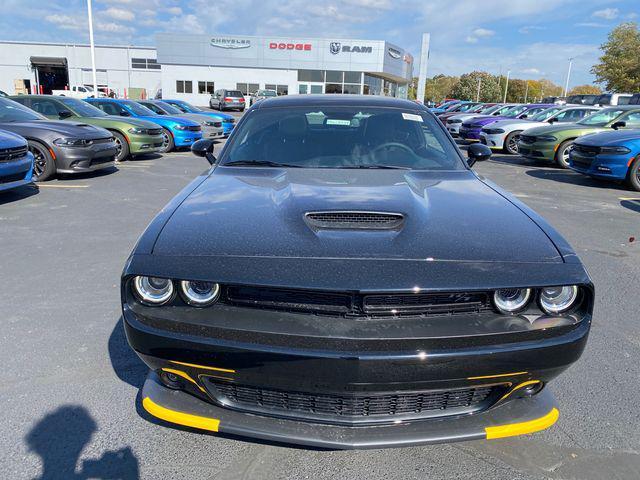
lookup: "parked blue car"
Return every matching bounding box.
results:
[0,129,34,193]
[85,98,202,152]
[162,99,235,136]
[569,129,640,191]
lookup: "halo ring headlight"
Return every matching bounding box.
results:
[180,280,220,307]
[539,285,579,314]
[493,288,532,314]
[133,276,174,305]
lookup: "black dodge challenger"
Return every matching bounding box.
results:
[122,95,592,449]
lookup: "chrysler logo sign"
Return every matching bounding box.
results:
[210,38,251,49]
[330,42,373,54]
[387,47,402,59]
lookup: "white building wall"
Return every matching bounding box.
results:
[161,64,298,106]
[0,41,161,97]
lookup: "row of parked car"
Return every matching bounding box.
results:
[432,95,640,191]
[0,95,236,190]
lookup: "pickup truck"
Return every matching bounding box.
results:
[51,85,106,99]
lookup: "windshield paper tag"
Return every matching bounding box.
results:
[402,113,423,122]
[326,119,351,126]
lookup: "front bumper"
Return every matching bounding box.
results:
[0,152,34,191]
[447,123,461,136]
[569,152,631,180]
[128,133,164,155]
[518,142,556,161]
[459,127,481,141]
[141,371,559,449]
[202,125,225,139]
[479,132,507,149]
[172,130,203,148]
[53,139,117,174]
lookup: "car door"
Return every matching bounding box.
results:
[29,98,69,120]
[617,111,640,129]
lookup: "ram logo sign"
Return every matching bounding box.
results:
[330,43,373,54]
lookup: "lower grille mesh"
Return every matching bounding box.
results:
[206,379,496,423]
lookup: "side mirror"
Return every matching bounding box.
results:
[520,114,528,119]
[191,139,217,165]
[548,117,558,124]
[611,121,626,130]
[467,143,492,167]
[59,110,73,119]
[119,111,131,117]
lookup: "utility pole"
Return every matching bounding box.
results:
[563,57,574,97]
[87,0,99,96]
[502,70,511,103]
[476,77,481,102]
[524,81,529,103]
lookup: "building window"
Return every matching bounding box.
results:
[131,58,160,70]
[198,81,215,94]
[236,83,259,95]
[265,84,288,96]
[325,84,343,94]
[325,71,343,83]
[176,80,193,94]
[298,70,324,82]
[343,84,361,94]
[344,71,362,83]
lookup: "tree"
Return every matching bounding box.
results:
[568,85,602,95]
[505,79,528,102]
[451,71,501,102]
[423,74,460,102]
[591,22,640,92]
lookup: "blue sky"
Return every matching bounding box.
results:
[1,0,638,87]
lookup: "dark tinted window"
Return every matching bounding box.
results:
[226,90,243,97]
[0,98,46,121]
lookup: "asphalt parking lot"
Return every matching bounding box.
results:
[1,127,639,479]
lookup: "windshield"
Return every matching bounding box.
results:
[226,90,244,97]
[502,105,528,117]
[469,104,488,113]
[0,98,46,121]
[155,101,183,115]
[530,107,563,122]
[259,90,277,97]
[122,101,156,116]
[59,98,107,117]
[577,108,624,126]
[458,103,478,112]
[479,104,500,114]
[172,101,199,113]
[221,106,464,171]
[595,94,611,105]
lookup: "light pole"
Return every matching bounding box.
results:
[563,57,574,97]
[86,0,99,97]
[524,80,529,103]
[476,77,481,102]
[502,70,510,103]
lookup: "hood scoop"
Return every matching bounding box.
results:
[305,211,404,230]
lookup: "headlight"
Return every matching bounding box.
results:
[53,137,94,147]
[133,276,174,305]
[180,280,220,306]
[205,121,215,126]
[227,118,235,124]
[448,119,462,124]
[128,127,147,134]
[536,135,557,142]
[482,128,505,134]
[599,146,631,154]
[493,288,532,313]
[539,285,578,314]
[174,124,188,130]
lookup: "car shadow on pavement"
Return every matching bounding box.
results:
[0,183,39,205]
[621,199,640,213]
[525,168,629,191]
[25,405,140,479]
[487,155,547,168]
[56,166,119,181]
[108,317,147,388]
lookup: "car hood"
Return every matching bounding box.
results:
[152,169,562,264]
[175,113,218,125]
[574,129,640,146]
[488,119,544,130]
[0,120,111,138]
[103,116,160,128]
[521,123,590,136]
[0,129,27,147]
[465,116,509,126]
[139,115,199,127]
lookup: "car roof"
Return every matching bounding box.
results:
[254,94,428,110]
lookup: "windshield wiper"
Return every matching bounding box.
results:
[223,160,303,168]
[342,164,411,170]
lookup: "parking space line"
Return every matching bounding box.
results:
[37,184,89,188]
[619,197,640,201]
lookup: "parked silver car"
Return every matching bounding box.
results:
[210,89,246,112]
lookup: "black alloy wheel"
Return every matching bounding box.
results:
[28,141,55,181]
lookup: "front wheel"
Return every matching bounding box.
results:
[554,140,574,168]
[28,140,56,181]
[627,156,640,191]
[159,128,174,153]
[503,131,522,155]
[111,131,130,162]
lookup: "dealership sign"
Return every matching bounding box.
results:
[269,42,312,51]
[329,42,373,54]
[210,38,251,49]
[387,47,401,59]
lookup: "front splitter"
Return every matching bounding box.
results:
[140,372,559,449]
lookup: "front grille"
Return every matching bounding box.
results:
[305,211,404,230]
[212,121,222,128]
[185,125,202,132]
[224,286,493,317]
[205,379,498,424]
[92,137,115,144]
[0,172,27,184]
[0,145,28,163]
[572,144,600,155]
[571,157,593,169]
[519,135,536,144]
[147,128,163,135]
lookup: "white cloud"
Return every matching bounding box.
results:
[164,6,182,15]
[575,22,608,27]
[518,25,546,34]
[592,8,618,20]
[44,14,85,30]
[521,67,542,75]
[103,7,135,21]
[465,27,495,43]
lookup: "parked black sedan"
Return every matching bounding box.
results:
[0,98,117,181]
[122,95,593,449]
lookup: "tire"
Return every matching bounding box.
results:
[28,140,56,181]
[503,130,522,155]
[554,139,574,168]
[159,128,174,153]
[111,131,130,162]
[627,156,640,191]
[219,103,225,111]
[209,100,214,109]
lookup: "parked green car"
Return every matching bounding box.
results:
[10,95,164,162]
[518,106,640,168]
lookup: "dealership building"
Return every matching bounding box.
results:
[0,34,413,104]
